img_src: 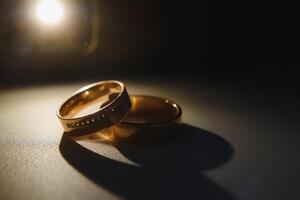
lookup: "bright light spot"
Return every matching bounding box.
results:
[36,0,63,24]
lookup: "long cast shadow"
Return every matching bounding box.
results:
[59,123,235,199]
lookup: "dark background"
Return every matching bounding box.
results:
[1,0,299,86]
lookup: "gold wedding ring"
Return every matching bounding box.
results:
[57,81,131,137]
[111,95,182,143]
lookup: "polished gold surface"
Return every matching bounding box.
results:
[57,81,131,137]
[111,95,182,143]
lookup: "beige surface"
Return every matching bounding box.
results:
[0,80,299,200]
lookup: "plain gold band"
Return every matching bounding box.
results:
[84,95,182,143]
[113,95,182,143]
[57,80,131,137]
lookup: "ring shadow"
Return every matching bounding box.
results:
[59,123,235,200]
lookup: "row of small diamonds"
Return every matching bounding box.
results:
[67,108,115,129]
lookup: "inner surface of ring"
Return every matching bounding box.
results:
[60,82,122,118]
[120,96,180,124]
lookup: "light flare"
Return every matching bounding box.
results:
[36,0,64,24]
